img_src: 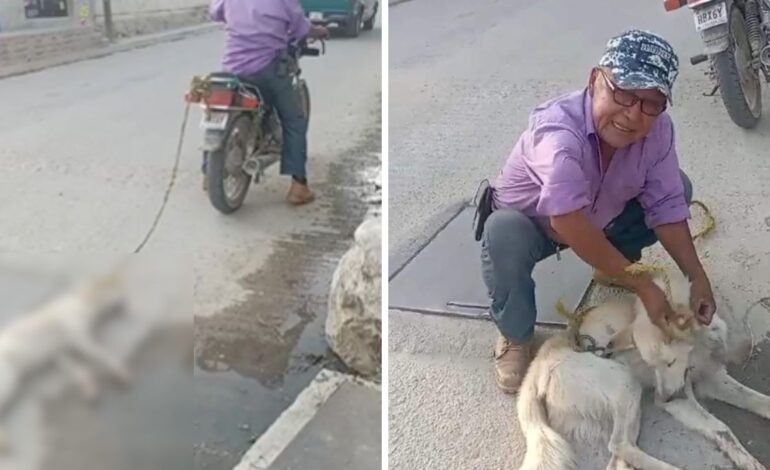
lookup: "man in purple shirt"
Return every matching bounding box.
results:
[480,30,716,394]
[208,0,329,205]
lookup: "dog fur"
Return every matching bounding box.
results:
[517,271,770,470]
[0,271,132,451]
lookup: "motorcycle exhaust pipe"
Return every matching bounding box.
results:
[690,54,709,65]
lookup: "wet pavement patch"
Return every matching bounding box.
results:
[193,112,382,469]
[388,205,591,326]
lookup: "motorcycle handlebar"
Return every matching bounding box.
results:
[295,38,325,57]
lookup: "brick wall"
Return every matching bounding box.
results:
[0,26,106,68]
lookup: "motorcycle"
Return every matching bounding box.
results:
[665,0,770,128]
[184,39,324,214]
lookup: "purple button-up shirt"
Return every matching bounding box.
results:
[209,0,311,75]
[493,89,689,239]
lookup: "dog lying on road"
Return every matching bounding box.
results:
[0,271,132,452]
[517,270,770,470]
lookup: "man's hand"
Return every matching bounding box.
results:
[654,221,714,325]
[690,274,716,325]
[636,281,675,333]
[308,25,330,40]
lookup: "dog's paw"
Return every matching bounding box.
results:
[611,459,635,470]
[736,456,767,470]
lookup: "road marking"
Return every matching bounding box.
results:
[232,368,379,470]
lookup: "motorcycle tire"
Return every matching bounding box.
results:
[207,114,253,214]
[713,4,762,129]
[363,2,377,31]
[345,7,362,38]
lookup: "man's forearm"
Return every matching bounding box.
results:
[654,220,706,281]
[550,211,653,291]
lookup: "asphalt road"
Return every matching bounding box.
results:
[389,0,770,468]
[0,22,381,470]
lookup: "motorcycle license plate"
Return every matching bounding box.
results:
[693,2,727,32]
[200,111,229,130]
[309,11,323,21]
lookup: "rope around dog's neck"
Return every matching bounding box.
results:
[555,200,715,352]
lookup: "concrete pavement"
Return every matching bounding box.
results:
[389,0,770,468]
[234,369,381,470]
[0,19,381,470]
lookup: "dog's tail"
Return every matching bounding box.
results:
[517,371,577,470]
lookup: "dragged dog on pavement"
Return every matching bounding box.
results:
[0,270,132,452]
[517,269,770,470]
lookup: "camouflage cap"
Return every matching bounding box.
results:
[598,30,679,104]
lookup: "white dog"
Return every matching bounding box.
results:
[517,271,770,470]
[0,270,132,451]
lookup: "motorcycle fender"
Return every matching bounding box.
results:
[694,0,731,54]
[700,22,730,54]
[202,130,226,152]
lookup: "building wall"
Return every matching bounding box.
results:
[0,0,209,34]
[91,0,210,38]
[93,0,209,15]
[0,0,86,33]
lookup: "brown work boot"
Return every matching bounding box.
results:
[494,335,533,394]
[286,180,316,205]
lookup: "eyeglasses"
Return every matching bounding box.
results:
[598,69,667,117]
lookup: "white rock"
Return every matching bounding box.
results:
[325,217,382,378]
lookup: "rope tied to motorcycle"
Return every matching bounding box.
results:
[133,75,222,252]
[556,199,716,352]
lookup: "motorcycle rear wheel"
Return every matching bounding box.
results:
[207,114,254,214]
[713,4,762,128]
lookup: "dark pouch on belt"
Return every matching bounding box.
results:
[275,53,291,78]
[472,179,494,242]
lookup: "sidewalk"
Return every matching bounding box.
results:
[0,22,221,80]
[233,369,381,470]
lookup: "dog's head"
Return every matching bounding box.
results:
[76,267,127,320]
[634,270,702,401]
[652,273,701,341]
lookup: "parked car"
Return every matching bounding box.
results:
[300,0,378,38]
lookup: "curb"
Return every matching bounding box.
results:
[232,369,380,470]
[0,22,222,80]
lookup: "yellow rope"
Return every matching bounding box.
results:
[555,298,597,350]
[187,75,213,102]
[690,200,715,240]
[555,197,716,347]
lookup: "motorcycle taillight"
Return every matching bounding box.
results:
[238,92,260,109]
[205,88,235,107]
[663,0,685,11]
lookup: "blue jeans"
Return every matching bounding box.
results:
[480,171,692,342]
[202,56,308,178]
